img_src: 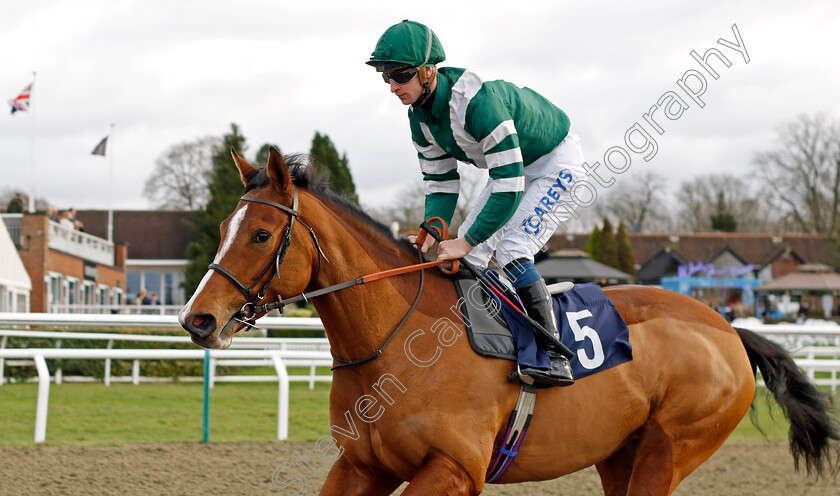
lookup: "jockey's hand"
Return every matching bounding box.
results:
[437,237,473,261]
[408,233,436,254]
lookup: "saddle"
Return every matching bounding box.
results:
[450,271,633,381]
[452,273,518,362]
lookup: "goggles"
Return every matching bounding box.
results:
[382,66,419,85]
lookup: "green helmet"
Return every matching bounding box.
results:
[366,20,445,70]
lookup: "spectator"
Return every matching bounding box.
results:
[731,300,746,320]
[821,293,833,320]
[46,206,59,222]
[149,293,160,306]
[67,208,84,231]
[797,301,809,324]
[59,211,76,230]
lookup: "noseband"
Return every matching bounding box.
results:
[207,186,329,325]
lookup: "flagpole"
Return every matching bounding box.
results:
[28,71,36,213]
[108,123,114,242]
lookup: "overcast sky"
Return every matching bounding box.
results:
[2,0,839,224]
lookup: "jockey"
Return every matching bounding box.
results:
[367,20,586,387]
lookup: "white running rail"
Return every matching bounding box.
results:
[0,348,332,443]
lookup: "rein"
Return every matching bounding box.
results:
[207,190,458,368]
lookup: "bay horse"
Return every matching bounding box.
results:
[179,148,839,495]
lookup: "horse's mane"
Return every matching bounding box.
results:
[245,154,415,253]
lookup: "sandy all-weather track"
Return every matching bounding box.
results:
[0,440,836,495]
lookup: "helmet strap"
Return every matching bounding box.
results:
[412,25,436,108]
[412,67,436,108]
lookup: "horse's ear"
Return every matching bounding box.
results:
[266,146,293,193]
[231,148,259,188]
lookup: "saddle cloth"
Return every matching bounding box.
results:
[453,278,633,380]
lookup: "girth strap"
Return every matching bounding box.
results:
[486,384,537,483]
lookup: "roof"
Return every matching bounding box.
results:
[547,232,834,268]
[757,263,840,291]
[76,210,194,260]
[637,248,686,284]
[535,254,633,282]
[0,216,32,290]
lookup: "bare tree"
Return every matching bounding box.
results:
[597,170,672,232]
[0,187,49,212]
[450,164,488,230]
[675,174,777,232]
[754,114,840,234]
[143,136,221,210]
[373,163,489,235]
[374,179,426,231]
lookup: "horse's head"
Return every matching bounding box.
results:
[179,148,322,348]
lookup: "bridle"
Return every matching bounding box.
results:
[206,187,457,369]
[207,186,329,326]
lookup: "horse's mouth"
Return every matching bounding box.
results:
[188,318,241,349]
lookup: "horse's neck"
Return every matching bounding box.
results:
[304,196,434,363]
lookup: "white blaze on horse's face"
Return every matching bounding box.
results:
[179,204,249,322]
[214,205,248,264]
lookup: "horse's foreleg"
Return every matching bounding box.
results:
[318,457,401,496]
[400,452,479,496]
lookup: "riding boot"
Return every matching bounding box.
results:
[514,279,575,387]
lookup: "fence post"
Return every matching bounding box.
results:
[132,360,140,385]
[272,355,289,441]
[0,335,7,386]
[55,339,63,385]
[104,339,113,387]
[209,357,216,389]
[309,364,316,390]
[202,349,210,443]
[33,354,50,443]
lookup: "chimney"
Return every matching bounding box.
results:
[115,242,128,270]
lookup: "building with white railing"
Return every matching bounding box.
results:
[76,210,191,310]
[0,214,31,312]
[1,212,126,313]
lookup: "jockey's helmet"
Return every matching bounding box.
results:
[366,20,445,71]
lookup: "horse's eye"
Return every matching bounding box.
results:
[252,230,271,243]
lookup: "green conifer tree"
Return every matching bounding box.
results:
[255,143,281,167]
[310,132,358,203]
[184,123,249,296]
[710,191,738,232]
[616,222,637,279]
[584,225,602,261]
[599,218,619,269]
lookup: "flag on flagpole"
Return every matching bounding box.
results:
[8,83,32,115]
[92,136,108,156]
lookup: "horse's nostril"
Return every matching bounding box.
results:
[187,313,216,338]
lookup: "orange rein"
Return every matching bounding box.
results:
[361,257,458,283]
[259,218,459,316]
[363,217,460,282]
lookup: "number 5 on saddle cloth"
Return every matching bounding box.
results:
[453,273,633,381]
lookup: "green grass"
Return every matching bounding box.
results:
[730,393,794,441]
[0,381,331,446]
[1,381,837,447]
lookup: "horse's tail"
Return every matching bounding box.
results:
[735,327,840,476]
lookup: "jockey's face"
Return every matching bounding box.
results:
[389,67,435,105]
